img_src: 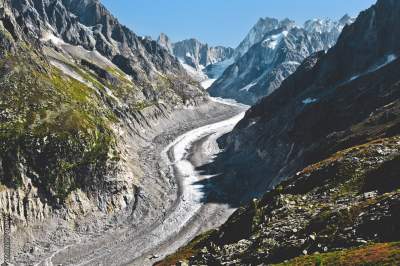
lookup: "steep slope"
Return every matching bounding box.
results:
[233,17,294,59]
[159,0,400,264]
[0,0,211,255]
[226,0,400,185]
[209,16,354,104]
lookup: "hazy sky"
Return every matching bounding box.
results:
[101,0,377,48]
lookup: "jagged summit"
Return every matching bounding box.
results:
[157,33,234,70]
[209,14,354,104]
[233,16,282,59]
[339,13,353,24]
[156,33,234,84]
[157,32,173,53]
[304,15,354,34]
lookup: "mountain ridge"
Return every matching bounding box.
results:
[208,14,354,104]
[157,33,234,84]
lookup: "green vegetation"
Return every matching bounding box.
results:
[155,230,216,266]
[155,74,184,104]
[0,51,118,201]
[275,242,400,266]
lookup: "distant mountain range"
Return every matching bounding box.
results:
[158,15,354,103]
[209,15,355,104]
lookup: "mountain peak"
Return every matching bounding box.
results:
[157,32,173,53]
[257,17,279,26]
[234,17,280,58]
[339,14,352,23]
[212,14,354,104]
[279,18,296,28]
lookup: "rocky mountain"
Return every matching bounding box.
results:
[233,17,295,59]
[157,34,233,70]
[157,32,173,54]
[159,0,400,264]
[209,15,354,104]
[0,0,208,250]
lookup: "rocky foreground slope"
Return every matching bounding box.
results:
[209,15,354,104]
[160,0,400,264]
[0,0,217,259]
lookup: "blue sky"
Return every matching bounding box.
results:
[101,0,376,48]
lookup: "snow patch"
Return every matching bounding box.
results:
[239,82,257,92]
[41,32,65,46]
[179,59,207,82]
[284,61,301,66]
[201,79,217,90]
[302,98,318,105]
[263,31,288,50]
[50,59,88,86]
[372,54,397,72]
[347,54,398,83]
[210,97,249,108]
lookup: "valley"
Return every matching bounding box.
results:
[1,0,399,265]
[18,98,247,265]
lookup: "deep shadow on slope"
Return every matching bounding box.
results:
[192,139,273,208]
[191,56,400,209]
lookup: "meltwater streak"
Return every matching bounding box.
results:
[128,98,247,264]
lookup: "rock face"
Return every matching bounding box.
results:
[0,0,205,233]
[233,17,295,59]
[158,34,234,70]
[157,33,234,84]
[209,15,354,104]
[158,32,173,54]
[159,0,400,264]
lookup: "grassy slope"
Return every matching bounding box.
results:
[0,48,118,201]
[155,230,216,266]
[276,242,400,266]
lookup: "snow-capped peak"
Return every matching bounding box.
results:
[304,18,335,34]
[234,17,281,58]
[304,15,355,34]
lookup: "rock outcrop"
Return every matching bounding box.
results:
[157,34,234,71]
